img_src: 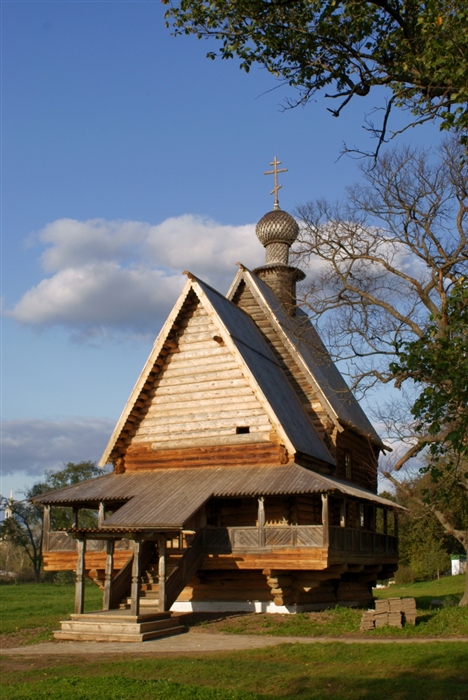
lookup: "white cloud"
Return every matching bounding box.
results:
[1,417,115,478]
[7,215,264,340]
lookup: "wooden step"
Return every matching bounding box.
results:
[60,616,181,635]
[69,611,171,623]
[54,625,186,643]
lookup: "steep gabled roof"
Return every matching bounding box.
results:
[227,267,385,449]
[100,272,334,467]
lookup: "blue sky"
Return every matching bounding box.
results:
[2,1,439,497]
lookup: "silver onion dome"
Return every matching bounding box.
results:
[256,209,299,265]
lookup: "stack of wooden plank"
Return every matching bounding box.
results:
[360,597,417,631]
[360,611,376,631]
[401,597,417,625]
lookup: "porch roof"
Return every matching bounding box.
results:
[33,463,403,529]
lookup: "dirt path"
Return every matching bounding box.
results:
[2,632,468,657]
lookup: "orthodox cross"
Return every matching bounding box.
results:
[264,157,288,210]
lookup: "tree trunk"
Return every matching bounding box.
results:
[459,540,468,607]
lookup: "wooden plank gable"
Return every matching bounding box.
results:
[100,272,335,471]
[132,299,274,451]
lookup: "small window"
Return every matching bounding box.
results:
[236,426,250,434]
[345,453,352,479]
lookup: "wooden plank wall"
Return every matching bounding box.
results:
[335,430,378,491]
[121,295,289,470]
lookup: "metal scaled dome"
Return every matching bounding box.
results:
[256,208,299,247]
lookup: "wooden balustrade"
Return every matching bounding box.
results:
[329,526,398,554]
[202,525,324,552]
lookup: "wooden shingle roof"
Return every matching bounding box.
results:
[227,267,385,449]
[32,464,403,528]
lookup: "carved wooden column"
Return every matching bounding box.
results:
[383,509,388,553]
[321,494,329,547]
[98,502,105,527]
[102,539,115,611]
[42,505,51,553]
[158,534,167,613]
[130,538,142,616]
[339,500,346,528]
[258,496,265,548]
[74,538,86,615]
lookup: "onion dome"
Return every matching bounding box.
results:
[256,208,299,265]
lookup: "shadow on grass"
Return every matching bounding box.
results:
[3,667,468,700]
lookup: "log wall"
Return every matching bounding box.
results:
[119,295,290,470]
[335,430,378,492]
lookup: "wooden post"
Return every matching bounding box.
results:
[383,508,388,553]
[73,507,79,528]
[258,496,265,548]
[74,538,86,615]
[98,502,105,527]
[102,539,115,611]
[339,500,346,528]
[321,494,329,547]
[130,539,142,617]
[158,534,167,612]
[42,505,51,553]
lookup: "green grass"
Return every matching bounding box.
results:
[0,582,102,644]
[1,576,466,647]
[2,642,468,699]
[374,574,466,608]
[194,574,468,638]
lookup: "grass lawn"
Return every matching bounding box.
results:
[192,574,468,638]
[1,641,468,699]
[0,575,466,648]
[0,582,102,646]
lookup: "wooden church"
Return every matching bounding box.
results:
[35,160,400,641]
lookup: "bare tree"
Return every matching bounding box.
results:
[294,139,468,602]
[294,138,467,396]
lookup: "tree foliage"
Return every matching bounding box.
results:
[391,278,468,467]
[386,471,468,582]
[0,498,43,582]
[0,461,102,581]
[165,1,468,148]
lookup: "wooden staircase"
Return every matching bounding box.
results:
[54,609,186,642]
[120,556,179,610]
[54,532,205,642]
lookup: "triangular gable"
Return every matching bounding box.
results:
[227,267,384,448]
[100,273,335,467]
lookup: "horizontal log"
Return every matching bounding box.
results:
[155,368,244,387]
[153,378,253,397]
[159,360,239,379]
[201,551,328,571]
[137,414,269,433]
[43,551,132,572]
[124,441,289,470]
[142,407,266,424]
[147,397,259,415]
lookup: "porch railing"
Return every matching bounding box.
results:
[329,526,398,554]
[202,525,324,552]
[46,532,131,553]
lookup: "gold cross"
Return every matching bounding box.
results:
[264,157,288,209]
